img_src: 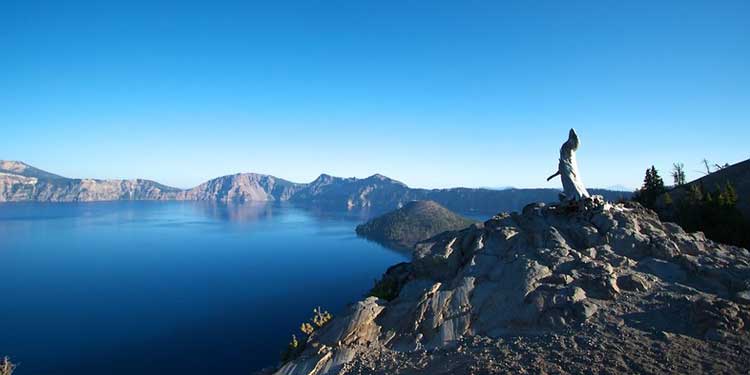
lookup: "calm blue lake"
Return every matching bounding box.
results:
[0,201,407,374]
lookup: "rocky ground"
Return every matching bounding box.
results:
[266,197,750,375]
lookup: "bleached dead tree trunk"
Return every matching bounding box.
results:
[547,128,590,201]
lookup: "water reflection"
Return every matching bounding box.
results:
[0,201,408,374]
[187,201,384,224]
[291,202,384,222]
[190,201,278,223]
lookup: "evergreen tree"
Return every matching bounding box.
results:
[634,164,749,249]
[687,183,703,202]
[636,166,666,209]
[673,181,748,248]
[724,181,738,205]
[650,166,665,191]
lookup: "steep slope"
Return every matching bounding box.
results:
[0,173,40,201]
[0,160,65,180]
[667,158,750,217]
[177,173,303,202]
[272,198,750,375]
[356,200,476,250]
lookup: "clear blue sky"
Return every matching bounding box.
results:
[1,0,748,189]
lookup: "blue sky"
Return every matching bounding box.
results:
[1,0,748,189]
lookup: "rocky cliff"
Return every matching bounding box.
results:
[0,174,181,202]
[0,161,182,202]
[271,198,750,374]
[176,173,302,202]
[290,173,414,210]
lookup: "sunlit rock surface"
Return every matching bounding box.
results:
[270,198,750,375]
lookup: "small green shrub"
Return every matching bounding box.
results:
[280,306,334,364]
[280,335,303,363]
[312,307,332,328]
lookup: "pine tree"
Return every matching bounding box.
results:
[651,166,665,190]
[636,166,666,209]
[635,165,749,248]
[687,183,703,202]
[724,181,738,206]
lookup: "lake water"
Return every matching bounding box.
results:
[0,201,408,374]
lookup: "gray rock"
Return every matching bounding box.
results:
[617,274,651,292]
[274,200,750,375]
[636,257,687,283]
[573,300,598,320]
[704,328,729,341]
[735,290,750,305]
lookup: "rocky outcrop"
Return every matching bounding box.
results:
[355,200,476,250]
[271,198,750,374]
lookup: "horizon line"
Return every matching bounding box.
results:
[1,159,638,192]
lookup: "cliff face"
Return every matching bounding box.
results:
[0,174,180,202]
[290,174,414,210]
[0,173,39,201]
[272,198,750,375]
[0,160,182,202]
[176,173,303,202]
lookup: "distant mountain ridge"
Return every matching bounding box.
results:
[0,160,631,214]
[176,173,302,202]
